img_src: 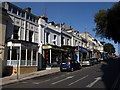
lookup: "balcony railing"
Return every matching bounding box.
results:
[7,60,37,66]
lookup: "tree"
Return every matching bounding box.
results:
[94,10,108,38]
[104,43,115,54]
[94,2,120,43]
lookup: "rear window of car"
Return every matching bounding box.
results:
[83,59,89,61]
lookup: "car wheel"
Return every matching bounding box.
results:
[70,67,74,72]
[60,69,63,72]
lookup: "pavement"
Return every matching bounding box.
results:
[0,67,60,86]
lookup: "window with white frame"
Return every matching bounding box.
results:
[75,40,77,46]
[21,49,26,65]
[29,30,33,42]
[67,39,70,45]
[79,41,81,46]
[61,37,64,45]
[53,35,57,45]
[7,47,10,60]
[46,32,50,44]
[13,25,19,39]
[33,50,37,65]
[27,50,31,65]
[11,48,18,60]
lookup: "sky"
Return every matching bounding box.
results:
[12,2,119,54]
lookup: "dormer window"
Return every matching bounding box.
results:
[8,5,12,12]
[18,10,21,16]
[12,7,17,14]
[33,17,35,22]
[30,16,32,21]
[27,14,30,20]
[56,26,58,28]
[21,11,25,17]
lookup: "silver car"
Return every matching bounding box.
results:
[82,58,92,66]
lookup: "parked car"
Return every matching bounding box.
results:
[60,60,81,72]
[82,58,93,66]
[90,58,98,64]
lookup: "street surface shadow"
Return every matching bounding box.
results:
[100,58,120,90]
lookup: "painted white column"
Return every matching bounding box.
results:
[32,32,34,42]
[31,49,33,66]
[38,25,41,45]
[43,27,45,44]
[18,27,21,40]
[19,46,21,66]
[25,48,27,66]
[10,45,12,65]
[44,32,46,44]
[17,46,21,79]
[36,50,38,66]
[50,49,51,65]
[23,12,27,41]
[27,30,29,41]
[78,46,79,62]
[71,36,74,46]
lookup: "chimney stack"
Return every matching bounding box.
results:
[39,16,48,22]
[24,7,31,13]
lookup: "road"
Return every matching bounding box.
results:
[2,58,120,89]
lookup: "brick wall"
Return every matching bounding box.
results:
[5,66,38,76]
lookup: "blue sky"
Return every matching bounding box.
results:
[13,2,119,54]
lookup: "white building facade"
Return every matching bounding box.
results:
[3,2,39,74]
[38,16,62,69]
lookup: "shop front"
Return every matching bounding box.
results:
[76,46,89,66]
[42,44,65,69]
[62,46,76,61]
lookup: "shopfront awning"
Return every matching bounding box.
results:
[42,44,66,52]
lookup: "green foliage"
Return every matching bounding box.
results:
[94,2,120,43]
[94,10,107,38]
[104,43,115,54]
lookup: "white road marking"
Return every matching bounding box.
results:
[53,76,59,79]
[22,81,27,83]
[32,79,51,85]
[33,82,39,84]
[86,77,102,88]
[51,76,74,85]
[66,73,71,75]
[53,74,66,79]
[61,75,65,77]
[39,79,51,84]
[68,75,88,86]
